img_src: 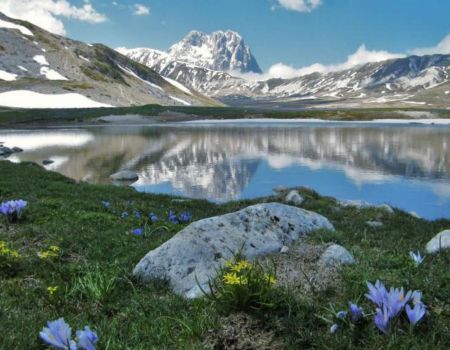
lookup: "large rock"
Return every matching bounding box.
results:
[319,244,355,267]
[426,230,450,254]
[0,146,13,156]
[338,199,394,214]
[133,203,335,298]
[110,170,138,181]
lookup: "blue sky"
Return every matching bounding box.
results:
[2,0,450,71]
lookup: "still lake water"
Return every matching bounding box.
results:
[1,121,450,220]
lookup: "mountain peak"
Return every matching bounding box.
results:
[168,30,262,73]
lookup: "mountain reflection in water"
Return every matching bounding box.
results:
[1,123,450,219]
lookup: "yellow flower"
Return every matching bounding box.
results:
[265,274,277,285]
[223,272,241,285]
[224,260,234,268]
[231,260,253,273]
[49,245,60,252]
[10,250,20,258]
[47,286,58,295]
[38,248,59,260]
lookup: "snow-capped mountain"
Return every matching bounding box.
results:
[120,29,450,108]
[0,12,218,108]
[167,30,262,73]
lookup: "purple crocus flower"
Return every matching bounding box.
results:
[349,302,364,323]
[148,212,158,222]
[411,290,423,305]
[120,211,129,219]
[330,323,338,334]
[374,305,390,334]
[385,287,412,318]
[409,251,424,266]
[336,310,348,319]
[134,210,141,219]
[405,303,426,326]
[76,326,99,350]
[365,280,388,307]
[178,211,192,223]
[0,199,27,221]
[39,318,77,350]
[101,201,110,209]
[133,228,143,236]
[168,210,178,224]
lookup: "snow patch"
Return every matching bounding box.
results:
[117,64,164,91]
[0,19,33,36]
[0,90,112,108]
[33,55,49,65]
[169,96,191,106]
[79,55,90,63]
[163,77,193,95]
[0,70,17,81]
[40,67,68,80]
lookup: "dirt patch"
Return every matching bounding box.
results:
[203,313,283,350]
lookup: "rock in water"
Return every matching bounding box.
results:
[285,190,304,206]
[133,203,334,298]
[426,230,450,254]
[110,170,139,181]
[319,244,355,267]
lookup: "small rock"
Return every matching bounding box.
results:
[366,220,383,228]
[319,244,355,267]
[338,199,394,214]
[11,147,23,153]
[110,170,139,181]
[285,190,304,206]
[426,230,450,254]
[0,147,13,156]
[273,185,288,194]
[42,160,54,165]
[133,203,335,298]
[280,245,289,254]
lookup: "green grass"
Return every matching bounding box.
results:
[1,105,450,127]
[0,161,449,349]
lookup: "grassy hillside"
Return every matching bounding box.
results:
[0,161,449,348]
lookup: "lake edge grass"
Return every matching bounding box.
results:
[0,161,449,349]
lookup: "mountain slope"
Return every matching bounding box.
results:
[120,33,450,108]
[0,13,218,108]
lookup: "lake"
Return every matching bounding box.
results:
[1,121,450,220]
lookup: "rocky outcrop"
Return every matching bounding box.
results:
[133,203,334,298]
[426,230,450,254]
[319,244,355,267]
[110,170,138,181]
[338,200,394,214]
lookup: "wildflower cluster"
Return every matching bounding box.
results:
[40,318,98,350]
[168,210,192,224]
[38,245,61,260]
[0,199,27,222]
[0,241,20,259]
[207,257,277,312]
[366,280,426,334]
[330,302,364,333]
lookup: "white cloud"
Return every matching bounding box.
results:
[237,45,405,81]
[133,3,150,16]
[276,0,322,13]
[411,34,450,56]
[0,0,107,35]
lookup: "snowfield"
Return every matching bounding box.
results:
[163,77,193,95]
[0,69,17,81]
[40,67,68,80]
[0,90,113,108]
[0,19,33,36]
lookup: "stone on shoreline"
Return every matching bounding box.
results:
[133,203,335,298]
[110,170,139,181]
[426,230,450,254]
[42,160,54,165]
